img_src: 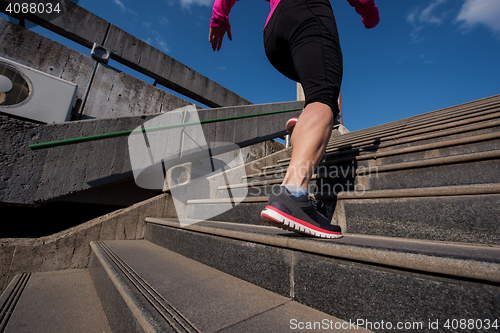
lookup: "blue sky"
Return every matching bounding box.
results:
[4,0,500,132]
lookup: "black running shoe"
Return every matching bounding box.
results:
[260,187,342,238]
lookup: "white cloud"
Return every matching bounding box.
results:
[179,0,213,9]
[113,0,137,15]
[140,17,170,53]
[420,54,434,65]
[398,54,433,66]
[398,55,410,65]
[152,30,170,53]
[456,0,500,35]
[420,0,448,25]
[407,0,448,42]
[113,0,125,10]
[159,17,169,26]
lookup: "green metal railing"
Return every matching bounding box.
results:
[29,108,302,151]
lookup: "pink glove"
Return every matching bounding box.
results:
[347,0,380,29]
[210,0,237,28]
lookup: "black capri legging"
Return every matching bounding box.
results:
[264,0,343,116]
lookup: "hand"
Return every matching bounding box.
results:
[357,4,380,29]
[347,0,380,29]
[209,26,232,51]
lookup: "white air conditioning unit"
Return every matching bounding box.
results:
[0,56,77,123]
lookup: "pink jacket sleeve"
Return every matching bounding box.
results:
[347,0,380,29]
[210,0,237,28]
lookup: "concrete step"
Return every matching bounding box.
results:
[89,239,364,333]
[328,183,500,245]
[351,118,500,157]
[266,124,500,175]
[0,269,110,333]
[323,108,500,157]
[187,183,500,245]
[144,218,500,328]
[323,94,500,154]
[182,95,500,247]
[187,196,269,226]
[360,151,500,191]
[347,132,500,169]
[267,98,500,170]
[332,184,500,245]
[227,149,500,197]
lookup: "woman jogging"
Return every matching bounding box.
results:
[209,0,379,238]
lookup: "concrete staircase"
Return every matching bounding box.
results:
[2,95,500,332]
[1,240,367,333]
[188,94,500,245]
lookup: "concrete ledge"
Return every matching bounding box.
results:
[145,218,500,284]
[335,183,500,200]
[239,152,500,197]
[0,0,109,48]
[322,131,500,168]
[275,115,500,165]
[1,269,110,333]
[247,148,500,181]
[0,16,96,104]
[1,101,300,206]
[103,24,251,108]
[182,184,500,244]
[341,193,500,245]
[144,219,500,324]
[90,241,177,333]
[0,0,250,108]
[90,239,364,333]
[0,193,176,295]
[0,16,196,120]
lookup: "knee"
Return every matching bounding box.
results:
[301,102,334,126]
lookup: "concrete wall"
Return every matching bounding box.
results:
[0,100,301,206]
[0,0,297,294]
[0,17,193,120]
[0,0,250,108]
[0,16,300,206]
[0,193,176,295]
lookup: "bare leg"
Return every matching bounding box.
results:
[261,101,342,238]
[282,102,333,189]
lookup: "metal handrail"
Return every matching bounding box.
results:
[29,107,302,150]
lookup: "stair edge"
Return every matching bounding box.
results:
[145,218,500,284]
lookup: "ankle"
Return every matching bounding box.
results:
[281,184,308,197]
